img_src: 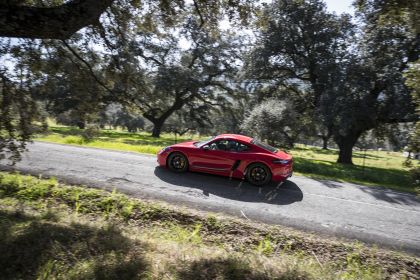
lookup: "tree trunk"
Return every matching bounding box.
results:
[337,141,354,164]
[144,98,184,138]
[151,121,164,138]
[76,121,85,129]
[322,136,329,150]
[335,133,361,164]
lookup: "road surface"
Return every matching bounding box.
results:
[1,142,419,255]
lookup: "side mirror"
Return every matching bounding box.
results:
[202,145,210,150]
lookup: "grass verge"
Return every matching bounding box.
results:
[291,145,415,193]
[35,126,417,194]
[35,126,195,155]
[1,171,419,279]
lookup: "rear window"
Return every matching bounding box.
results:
[251,139,278,153]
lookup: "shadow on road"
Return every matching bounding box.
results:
[358,186,420,205]
[154,167,303,205]
[314,179,419,206]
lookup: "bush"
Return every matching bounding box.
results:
[240,99,301,148]
[410,166,420,188]
[81,125,100,141]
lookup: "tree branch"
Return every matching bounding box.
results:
[0,0,114,39]
[61,40,114,95]
[193,0,205,28]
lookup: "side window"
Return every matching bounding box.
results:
[227,140,249,152]
[208,140,250,152]
[237,143,250,152]
[209,140,228,151]
[208,142,217,150]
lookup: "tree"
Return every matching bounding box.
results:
[0,50,44,162]
[32,42,109,129]
[326,0,419,163]
[163,107,209,136]
[249,0,418,164]
[355,0,420,33]
[114,112,145,133]
[241,99,303,148]
[247,0,353,152]
[0,0,253,39]
[0,0,253,161]
[249,0,353,104]
[404,60,420,154]
[106,15,240,137]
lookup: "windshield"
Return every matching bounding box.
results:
[193,136,216,147]
[251,139,278,153]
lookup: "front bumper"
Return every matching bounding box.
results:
[271,164,293,182]
[157,149,169,167]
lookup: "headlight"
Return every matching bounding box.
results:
[159,147,171,154]
[272,159,290,164]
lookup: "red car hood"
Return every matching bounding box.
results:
[171,141,196,148]
[275,150,292,160]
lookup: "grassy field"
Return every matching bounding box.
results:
[35,126,418,194]
[35,126,190,154]
[1,172,418,279]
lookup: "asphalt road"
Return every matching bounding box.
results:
[1,142,419,255]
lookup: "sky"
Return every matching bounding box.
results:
[324,0,355,14]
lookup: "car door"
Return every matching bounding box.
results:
[191,139,235,174]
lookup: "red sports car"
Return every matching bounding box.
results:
[157,134,293,185]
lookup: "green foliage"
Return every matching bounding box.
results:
[1,172,418,279]
[1,0,418,168]
[241,99,304,148]
[249,0,418,164]
[205,214,223,231]
[341,248,383,280]
[0,211,147,280]
[292,145,415,193]
[74,190,81,214]
[106,8,240,137]
[0,51,45,162]
[0,172,57,200]
[409,167,420,191]
[256,238,274,256]
[164,223,203,245]
[80,124,100,141]
[121,201,135,220]
[355,0,420,33]
[101,104,145,133]
[36,126,198,154]
[404,60,420,154]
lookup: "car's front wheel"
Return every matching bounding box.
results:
[167,152,189,172]
[246,163,271,186]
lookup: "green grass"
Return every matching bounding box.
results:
[35,126,198,155]
[1,172,418,279]
[35,126,418,194]
[290,145,415,193]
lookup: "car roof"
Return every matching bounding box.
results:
[215,134,253,143]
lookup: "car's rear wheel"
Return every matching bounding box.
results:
[246,163,271,186]
[167,152,189,172]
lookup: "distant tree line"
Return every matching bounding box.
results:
[0,0,419,165]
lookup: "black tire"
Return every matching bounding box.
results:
[246,163,271,186]
[167,152,189,172]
